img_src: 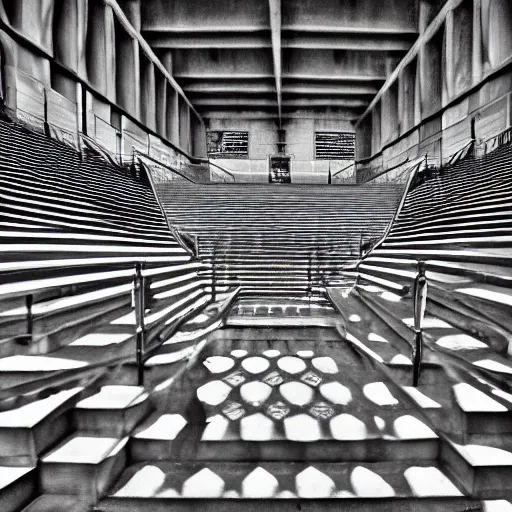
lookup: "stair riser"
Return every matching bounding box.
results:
[73,401,151,437]
[98,497,481,512]
[465,412,512,435]
[130,438,439,463]
[0,413,71,465]
[441,441,512,499]
[41,449,126,504]
[0,469,37,512]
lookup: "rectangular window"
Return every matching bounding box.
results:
[315,132,355,160]
[207,131,249,158]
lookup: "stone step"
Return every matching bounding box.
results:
[129,409,439,463]
[0,387,84,465]
[20,494,89,512]
[98,460,481,511]
[40,433,128,505]
[73,385,151,437]
[441,439,512,499]
[0,466,36,512]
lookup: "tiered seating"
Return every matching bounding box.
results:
[328,132,512,502]
[0,116,231,510]
[152,179,404,300]
[354,137,512,294]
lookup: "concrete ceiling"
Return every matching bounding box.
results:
[140,0,420,124]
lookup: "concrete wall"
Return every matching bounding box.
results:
[355,0,512,181]
[0,0,206,167]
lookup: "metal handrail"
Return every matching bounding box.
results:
[201,159,236,182]
[412,260,427,387]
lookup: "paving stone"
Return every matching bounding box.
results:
[312,357,339,374]
[231,350,248,358]
[240,381,272,407]
[241,356,270,374]
[203,356,235,374]
[240,413,276,441]
[277,356,307,375]
[197,381,232,406]
[297,350,315,358]
[280,381,314,406]
[330,414,368,440]
[319,381,352,405]
[284,414,321,441]
[262,350,281,358]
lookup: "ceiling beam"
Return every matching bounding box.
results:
[174,73,387,82]
[200,108,363,121]
[182,83,379,95]
[144,28,416,50]
[192,98,369,108]
[268,0,282,125]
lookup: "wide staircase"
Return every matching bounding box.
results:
[1,112,512,511]
[152,179,403,299]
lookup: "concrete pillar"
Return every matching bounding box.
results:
[140,59,156,131]
[160,50,174,76]
[155,72,167,137]
[53,0,80,71]
[118,0,142,32]
[169,87,180,146]
[116,33,138,117]
[179,99,190,153]
[418,0,434,34]
[444,9,454,103]
[104,5,116,103]
[472,0,483,84]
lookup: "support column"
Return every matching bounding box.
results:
[119,0,142,32]
[472,0,483,85]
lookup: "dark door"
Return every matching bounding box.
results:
[269,155,291,183]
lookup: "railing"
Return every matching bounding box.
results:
[412,261,427,387]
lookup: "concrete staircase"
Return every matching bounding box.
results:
[84,319,498,511]
[151,180,403,298]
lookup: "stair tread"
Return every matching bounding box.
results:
[42,434,127,464]
[0,387,82,427]
[75,386,146,410]
[107,460,463,499]
[0,465,35,490]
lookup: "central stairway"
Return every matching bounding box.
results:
[96,310,487,511]
[152,180,403,298]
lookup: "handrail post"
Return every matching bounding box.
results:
[412,260,427,387]
[25,294,33,345]
[211,246,216,302]
[134,262,146,386]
